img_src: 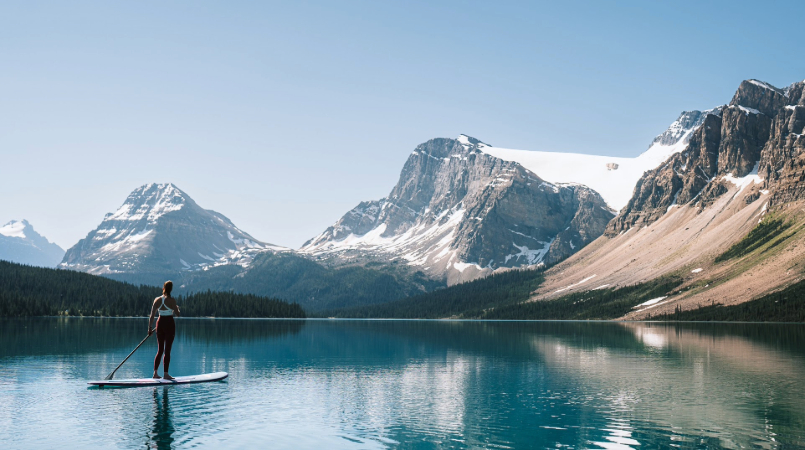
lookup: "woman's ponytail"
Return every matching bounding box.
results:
[163,280,173,298]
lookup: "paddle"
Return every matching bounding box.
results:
[104,328,156,380]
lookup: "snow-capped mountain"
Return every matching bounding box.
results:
[607,79,799,234]
[0,220,65,267]
[60,183,287,275]
[533,78,805,318]
[481,108,721,212]
[301,109,713,283]
[302,135,615,283]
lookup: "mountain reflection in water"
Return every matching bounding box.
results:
[0,318,803,449]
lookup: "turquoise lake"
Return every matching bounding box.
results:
[1,318,804,449]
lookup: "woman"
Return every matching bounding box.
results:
[148,281,181,380]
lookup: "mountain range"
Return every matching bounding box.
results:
[4,77,803,318]
[48,105,696,295]
[51,183,437,311]
[302,109,713,284]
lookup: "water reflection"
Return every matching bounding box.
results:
[149,387,174,450]
[529,322,805,449]
[1,319,804,449]
[0,317,306,358]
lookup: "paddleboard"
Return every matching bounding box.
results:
[88,371,228,387]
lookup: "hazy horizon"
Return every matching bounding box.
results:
[2,1,803,249]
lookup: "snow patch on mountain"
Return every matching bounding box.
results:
[722,164,762,198]
[107,183,186,222]
[736,105,761,115]
[554,274,597,294]
[748,79,782,93]
[0,221,27,239]
[452,262,481,273]
[505,240,553,265]
[479,148,635,211]
[480,109,720,212]
[307,205,467,270]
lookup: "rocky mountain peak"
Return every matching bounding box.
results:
[647,108,723,148]
[303,135,614,283]
[730,79,788,117]
[608,78,804,235]
[0,220,29,239]
[784,81,805,105]
[782,80,805,101]
[457,134,489,147]
[107,183,189,223]
[61,183,286,276]
[0,219,65,267]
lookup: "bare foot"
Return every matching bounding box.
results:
[163,373,175,380]
[153,372,160,379]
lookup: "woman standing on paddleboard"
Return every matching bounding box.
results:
[148,281,181,380]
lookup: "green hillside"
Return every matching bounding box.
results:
[482,277,683,320]
[324,268,545,318]
[653,279,805,322]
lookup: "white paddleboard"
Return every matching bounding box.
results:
[88,371,228,387]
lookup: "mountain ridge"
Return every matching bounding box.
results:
[482,107,721,212]
[0,220,65,268]
[60,183,287,275]
[301,107,713,284]
[527,78,805,319]
[39,77,805,321]
[301,135,615,284]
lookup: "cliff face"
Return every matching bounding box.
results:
[730,80,789,117]
[761,83,805,206]
[607,80,801,235]
[533,78,805,320]
[302,135,614,282]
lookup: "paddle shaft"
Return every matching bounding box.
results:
[104,328,156,380]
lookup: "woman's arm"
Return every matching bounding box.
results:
[148,299,158,335]
[172,298,181,317]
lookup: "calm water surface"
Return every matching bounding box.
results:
[1,318,804,449]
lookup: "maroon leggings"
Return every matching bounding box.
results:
[154,316,176,373]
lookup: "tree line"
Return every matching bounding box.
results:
[653,279,805,322]
[325,271,688,321]
[326,262,805,322]
[0,260,305,318]
[481,277,683,320]
[715,215,793,263]
[323,268,545,318]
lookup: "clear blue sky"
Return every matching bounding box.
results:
[1,0,802,249]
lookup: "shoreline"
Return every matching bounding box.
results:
[6,316,805,325]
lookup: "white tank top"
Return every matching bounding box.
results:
[158,296,174,316]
